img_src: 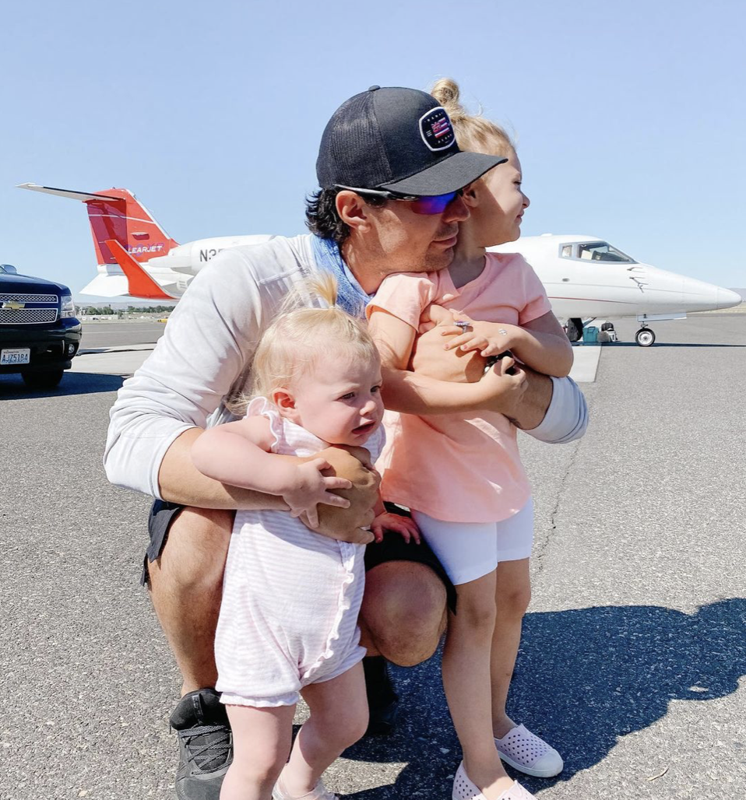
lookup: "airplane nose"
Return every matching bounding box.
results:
[676,273,742,312]
[717,287,743,310]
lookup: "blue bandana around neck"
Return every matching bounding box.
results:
[311,235,371,319]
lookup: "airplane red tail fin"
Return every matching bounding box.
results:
[16,184,179,266]
[84,188,179,266]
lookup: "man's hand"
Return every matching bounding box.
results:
[300,445,380,545]
[282,458,353,529]
[412,307,487,384]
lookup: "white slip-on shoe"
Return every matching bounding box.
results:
[272,778,338,800]
[452,762,536,800]
[494,724,563,778]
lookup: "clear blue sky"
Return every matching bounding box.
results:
[2,0,744,299]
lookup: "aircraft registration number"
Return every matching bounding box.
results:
[1,348,31,365]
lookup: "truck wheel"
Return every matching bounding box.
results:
[22,369,65,389]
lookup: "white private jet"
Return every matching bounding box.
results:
[19,184,742,346]
[492,235,742,345]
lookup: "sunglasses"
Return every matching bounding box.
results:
[335,185,462,215]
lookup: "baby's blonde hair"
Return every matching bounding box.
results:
[430,78,515,158]
[233,274,379,415]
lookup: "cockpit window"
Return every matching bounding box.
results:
[577,242,636,263]
[561,245,573,258]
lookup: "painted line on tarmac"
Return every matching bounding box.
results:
[569,344,601,383]
[70,347,155,377]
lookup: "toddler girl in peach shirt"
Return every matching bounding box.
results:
[368,78,575,800]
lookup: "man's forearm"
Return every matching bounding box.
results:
[509,367,553,430]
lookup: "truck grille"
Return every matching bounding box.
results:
[0,292,58,304]
[0,308,59,324]
[0,293,59,325]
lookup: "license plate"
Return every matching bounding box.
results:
[1,348,31,365]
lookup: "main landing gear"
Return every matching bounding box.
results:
[635,326,656,347]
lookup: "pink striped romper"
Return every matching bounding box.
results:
[215,397,385,707]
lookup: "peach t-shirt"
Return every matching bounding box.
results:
[368,252,552,523]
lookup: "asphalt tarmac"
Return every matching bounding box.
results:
[1,313,744,800]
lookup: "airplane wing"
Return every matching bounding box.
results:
[79,274,131,298]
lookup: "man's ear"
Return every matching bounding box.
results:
[273,389,299,422]
[336,190,373,233]
[461,181,480,208]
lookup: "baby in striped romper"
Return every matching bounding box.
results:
[191,276,418,800]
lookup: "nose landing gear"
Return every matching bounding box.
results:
[635,326,656,347]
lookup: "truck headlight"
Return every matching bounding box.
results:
[60,294,76,318]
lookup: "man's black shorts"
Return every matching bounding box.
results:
[144,499,456,610]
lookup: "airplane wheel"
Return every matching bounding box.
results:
[635,328,656,347]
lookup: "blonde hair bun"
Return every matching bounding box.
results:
[429,77,514,157]
[430,78,466,121]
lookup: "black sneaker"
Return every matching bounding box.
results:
[363,657,399,736]
[170,688,233,800]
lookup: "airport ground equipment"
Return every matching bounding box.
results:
[0,264,82,388]
[582,326,599,344]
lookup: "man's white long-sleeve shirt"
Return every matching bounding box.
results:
[104,232,588,499]
[104,234,318,498]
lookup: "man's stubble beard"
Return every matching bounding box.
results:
[422,221,459,273]
[423,247,455,273]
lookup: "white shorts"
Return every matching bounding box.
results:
[412,499,534,586]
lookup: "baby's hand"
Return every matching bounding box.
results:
[283,458,353,529]
[441,313,524,357]
[370,512,421,545]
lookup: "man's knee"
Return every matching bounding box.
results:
[361,561,447,667]
[150,506,233,594]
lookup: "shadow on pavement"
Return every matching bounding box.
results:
[0,371,124,398]
[343,598,746,797]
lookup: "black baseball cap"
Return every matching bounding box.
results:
[316,86,506,196]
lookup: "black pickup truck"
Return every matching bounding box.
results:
[0,264,82,388]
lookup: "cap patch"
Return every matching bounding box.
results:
[419,107,456,152]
